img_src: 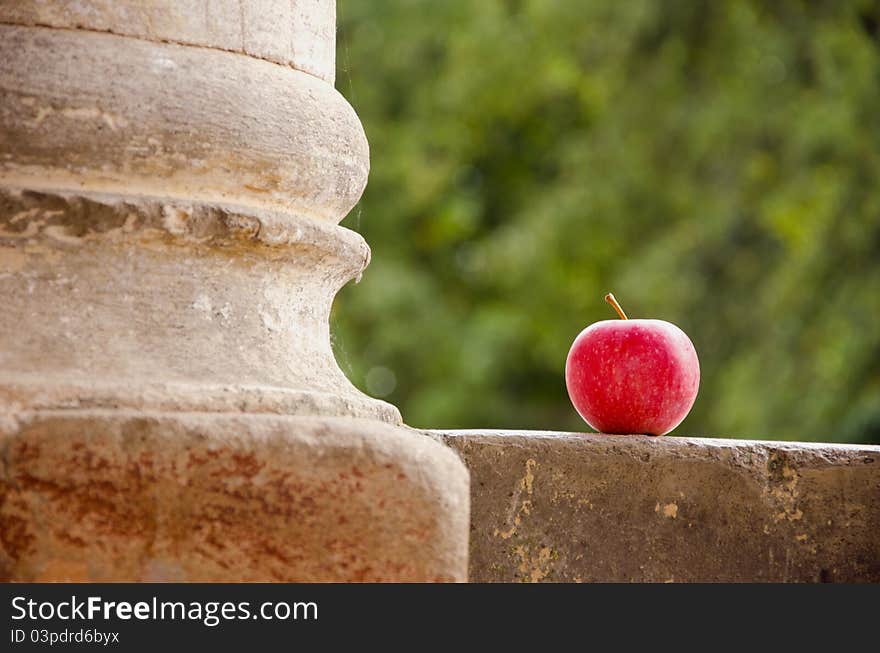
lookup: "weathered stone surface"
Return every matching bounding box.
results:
[0,25,367,222]
[0,0,337,83]
[0,1,472,584]
[0,187,399,423]
[0,412,469,582]
[439,430,880,582]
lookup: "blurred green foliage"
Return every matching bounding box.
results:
[332,0,880,443]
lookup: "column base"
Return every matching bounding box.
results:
[0,412,469,582]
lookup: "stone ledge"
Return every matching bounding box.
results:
[436,430,880,582]
[0,188,372,269]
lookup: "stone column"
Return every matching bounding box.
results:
[0,1,469,582]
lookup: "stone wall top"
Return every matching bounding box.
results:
[438,430,880,582]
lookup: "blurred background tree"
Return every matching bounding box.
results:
[332,0,880,443]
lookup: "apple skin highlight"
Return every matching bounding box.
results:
[565,318,700,436]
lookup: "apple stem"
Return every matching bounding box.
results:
[605,293,628,320]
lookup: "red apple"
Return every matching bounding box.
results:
[565,294,699,436]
